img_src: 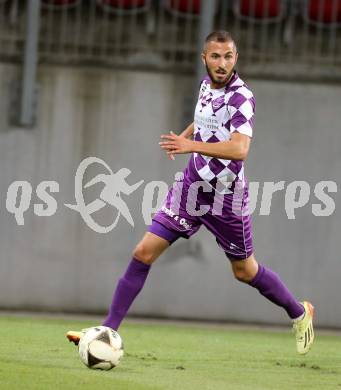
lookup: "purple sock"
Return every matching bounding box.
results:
[102,258,151,330]
[249,264,304,319]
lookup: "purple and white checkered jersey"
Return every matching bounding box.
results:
[189,71,255,195]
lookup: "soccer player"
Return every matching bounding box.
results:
[67,31,314,355]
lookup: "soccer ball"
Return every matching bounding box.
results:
[78,326,124,370]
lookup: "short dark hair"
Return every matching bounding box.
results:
[204,30,237,51]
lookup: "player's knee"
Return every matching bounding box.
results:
[132,243,155,265]
[231,255,258,283]
[233,268,253,283]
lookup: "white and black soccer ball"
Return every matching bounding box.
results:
[78,326,124,370]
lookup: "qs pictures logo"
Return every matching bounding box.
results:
[2,157,338,232]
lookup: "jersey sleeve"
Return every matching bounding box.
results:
[198,74,211,97]
[227,86,255,137]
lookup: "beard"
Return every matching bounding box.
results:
[205,64,233,87]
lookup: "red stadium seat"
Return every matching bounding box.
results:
[233,0,284,21]
[166,0,201,15]
[306,0,341,24]
[97,0,151,13]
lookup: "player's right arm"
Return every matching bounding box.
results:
[163,123,194,160]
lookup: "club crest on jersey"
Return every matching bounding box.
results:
[212,96,225,113]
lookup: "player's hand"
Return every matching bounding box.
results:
[159,131,194,157]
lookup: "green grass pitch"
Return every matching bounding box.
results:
[0,315,340,390]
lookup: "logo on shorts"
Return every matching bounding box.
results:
[161,206,192,230]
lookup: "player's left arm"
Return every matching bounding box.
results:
[159,132,251,161]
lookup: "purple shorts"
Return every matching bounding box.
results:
[149,166,253,261]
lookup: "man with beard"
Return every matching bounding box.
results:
[67,31,314,355]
